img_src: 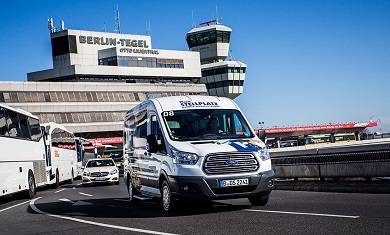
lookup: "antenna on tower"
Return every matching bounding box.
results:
[60,19,65,31]
[115,4,121,33]
[191,10,195,28]
[228,49,235,61]
[48,18,56,33]
[215,5,219,24]
[146,20,151,35]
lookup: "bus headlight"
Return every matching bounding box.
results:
[255,148,270,161]
[171,148,199,165]
[110,169,118,175]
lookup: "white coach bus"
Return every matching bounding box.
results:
[0,104,45,198]
[41,122,78,188]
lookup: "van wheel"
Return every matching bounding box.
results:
[26,170,36,199]
[161,180,175,213]
[248,192,270,206]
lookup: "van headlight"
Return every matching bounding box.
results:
[254,148,270,161]
[171,148,199,165]
[110,169,118,175]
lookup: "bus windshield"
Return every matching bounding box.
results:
[162,109,254,141]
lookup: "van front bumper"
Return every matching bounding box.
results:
[168,170,275,200]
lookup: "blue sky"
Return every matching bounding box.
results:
[0,0,389,131]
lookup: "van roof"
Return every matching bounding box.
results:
[151,95,238,111]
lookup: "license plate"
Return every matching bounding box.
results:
[94,177,106,181]
[219,178,249,188]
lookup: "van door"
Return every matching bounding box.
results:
[147,113,167,189]
[132,110,149,188]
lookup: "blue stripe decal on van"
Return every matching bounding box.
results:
[228,141,261,152]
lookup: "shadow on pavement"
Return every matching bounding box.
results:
[30,197,249,218]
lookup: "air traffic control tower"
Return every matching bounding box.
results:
[186,20,247,99]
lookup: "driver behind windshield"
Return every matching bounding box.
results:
[203,116,221,135]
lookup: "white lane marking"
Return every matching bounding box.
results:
[244,209,360,219]
[54,189,66,194]
[0,200,31,213]
[59,198,73,203]
[113,199,129,202]
[78,192,93,197]
[29,198,177,235]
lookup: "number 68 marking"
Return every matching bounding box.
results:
[163,111,174,117]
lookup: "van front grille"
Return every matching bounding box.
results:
[203,152,259,175]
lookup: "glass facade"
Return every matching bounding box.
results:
[99,56,184,69]
[0,91,202,103]
[36,111,125,124]
[186,30,231,48]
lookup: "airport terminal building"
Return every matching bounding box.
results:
[1,25,209,140]
[0,20,247,143]
[28,29,201,83]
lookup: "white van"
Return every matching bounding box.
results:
[123,96,274,212]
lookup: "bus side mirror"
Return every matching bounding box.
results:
[146,135,159,153]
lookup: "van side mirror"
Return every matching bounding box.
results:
[258,129,266,142]
[147,134,159,153]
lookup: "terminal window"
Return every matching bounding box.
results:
[51,35,77,57]
[98,56,184,69]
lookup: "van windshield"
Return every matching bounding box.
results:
[162,109,254,141]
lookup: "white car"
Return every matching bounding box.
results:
[82,158,119,185]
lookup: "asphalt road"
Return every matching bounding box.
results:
[1,178,389,235]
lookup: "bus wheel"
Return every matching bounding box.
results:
[54,170,60,189]
[127,175,134,202]
[26,170,36,199]
[69,169,74,184]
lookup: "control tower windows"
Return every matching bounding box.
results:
[186,30,231,47]
[202,66,246,77]
[205,80,244,89]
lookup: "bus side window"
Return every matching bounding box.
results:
[18,114,31,140]
[28,117,41,141]
[4,109,20,138]
[0,108,8,136]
